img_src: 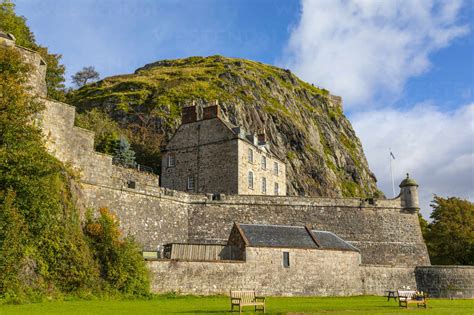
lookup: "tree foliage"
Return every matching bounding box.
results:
[72,66,100,88]
[0,45,98,300]
[422,196,474,265]
[114,136,137,167]
[0,44,148,302]
[84,208,149,296]
[0,0,66,100]
[75,109,122,155]
[75,109,137,166]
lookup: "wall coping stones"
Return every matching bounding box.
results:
[416,265,474,270]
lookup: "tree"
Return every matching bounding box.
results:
[0,0,66,101]
[418,213,429,240]
[75,109,122,155]
[71,66,100,88]
[113,136,137,167]
[424,196,474,265]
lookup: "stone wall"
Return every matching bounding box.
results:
[148,246,361,296]
[39,98,190,250]
[186,195,430,266]
[415,266,474,298]
[40,99,115,186]
[1,37,47,97]
[360,265,417,295]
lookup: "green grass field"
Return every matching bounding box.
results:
[0,295,473,315]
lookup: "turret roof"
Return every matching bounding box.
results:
[399,173,418,187]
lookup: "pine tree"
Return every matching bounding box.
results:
[113,136,137,167]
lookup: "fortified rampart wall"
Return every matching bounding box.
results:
[39,99,430,267]
[185,195,429,266]
[415,266,474,298]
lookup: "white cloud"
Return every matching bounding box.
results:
[284,0,468,106]
[352,103,474,218]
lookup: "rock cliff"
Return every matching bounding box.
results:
[69,56,380,197]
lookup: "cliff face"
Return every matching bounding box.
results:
[69,56,380,197]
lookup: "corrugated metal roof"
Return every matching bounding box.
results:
[238,224,318,249]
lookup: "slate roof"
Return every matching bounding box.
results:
[238,224,318,249]
[236,223,359,252]
[312,230,359,252]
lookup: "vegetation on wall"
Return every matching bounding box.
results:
[420,196,474,265]
[75,109,137,167]
[0,44,148,302]
[0,0,66,101]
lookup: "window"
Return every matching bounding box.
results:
[274,162,279,175]
[274,182,279,195]
[167,154,176,167]
[127,180,136,189]
[283,252,290,268]
[248,171,254,189]
[262,177,266,194]
[248,148,254,163]
[261,156,267,169]
[187,176,195,191]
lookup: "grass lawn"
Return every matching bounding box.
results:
[0,295,473,315]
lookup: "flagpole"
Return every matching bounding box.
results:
[389,148,395,197]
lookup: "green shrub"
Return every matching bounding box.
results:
[84,208,150,296]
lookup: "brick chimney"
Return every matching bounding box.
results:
[202,102,220,120]
[181,106,197,124]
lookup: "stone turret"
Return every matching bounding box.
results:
[399,173,420,211]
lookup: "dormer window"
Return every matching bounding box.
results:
[248,148,254,163]
[167,154,176,167]
[261,156,267,170]
[274,162,279,175]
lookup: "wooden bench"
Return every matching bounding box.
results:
[397,290,427,308]
[230,290,265,314]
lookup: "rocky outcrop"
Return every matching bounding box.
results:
[69,56,380,197]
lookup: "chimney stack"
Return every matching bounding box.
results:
[181,105,197,124]
[202,101,221,120]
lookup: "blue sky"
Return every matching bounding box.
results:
[15,0,473,216]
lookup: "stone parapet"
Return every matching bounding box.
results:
[415,266,474,298]
[360,265,417,295]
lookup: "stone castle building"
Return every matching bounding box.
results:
[4,31,472,298]
[161,104,286,195]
